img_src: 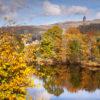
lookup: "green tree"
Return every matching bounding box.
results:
[40,26,62,61]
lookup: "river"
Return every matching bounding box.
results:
[26,65,100,100]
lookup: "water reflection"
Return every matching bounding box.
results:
[27,65,100,100]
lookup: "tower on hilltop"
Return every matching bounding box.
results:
[83,16,86,24]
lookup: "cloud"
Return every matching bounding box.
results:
[43,1,90,16]
[65,6,90,15]
[10,0,27,11]
[96,12,100,18]
[43,1,61,16]
[0,0,28,25]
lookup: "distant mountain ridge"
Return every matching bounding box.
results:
[0,19,100,34]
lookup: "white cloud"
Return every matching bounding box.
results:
[43,1,90,16]
[96,12,100,18]
[66,6,90,15]
[43,1,61,16]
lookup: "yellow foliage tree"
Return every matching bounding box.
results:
[24,44,38,65]
[0,33,33,100]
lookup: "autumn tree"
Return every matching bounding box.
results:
[65,28,89,63]
[0,33,33,99]
[24,44,38,65]
[40,26,62,61]
[93,37,100,62]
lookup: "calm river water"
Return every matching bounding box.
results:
[26,65,100,100]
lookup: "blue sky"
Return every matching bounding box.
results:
[0,0,100,26]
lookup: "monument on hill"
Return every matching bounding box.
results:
[83,16,86,25]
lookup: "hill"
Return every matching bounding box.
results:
[0,19,100,35]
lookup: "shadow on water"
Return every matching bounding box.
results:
[26,64,100,100]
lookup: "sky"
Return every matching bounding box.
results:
[0,0,100,26]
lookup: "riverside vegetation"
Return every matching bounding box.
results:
[0,26,100,99]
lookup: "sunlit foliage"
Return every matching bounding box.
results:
[65,32,89,63]
[24,44,38,65]
[0,33,34,99]
[40,26,62,61]
[40,26,100,64]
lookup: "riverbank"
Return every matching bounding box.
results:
[36,58,100,69]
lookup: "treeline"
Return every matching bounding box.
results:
[39,26,100,64]
[79,23,100,34]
